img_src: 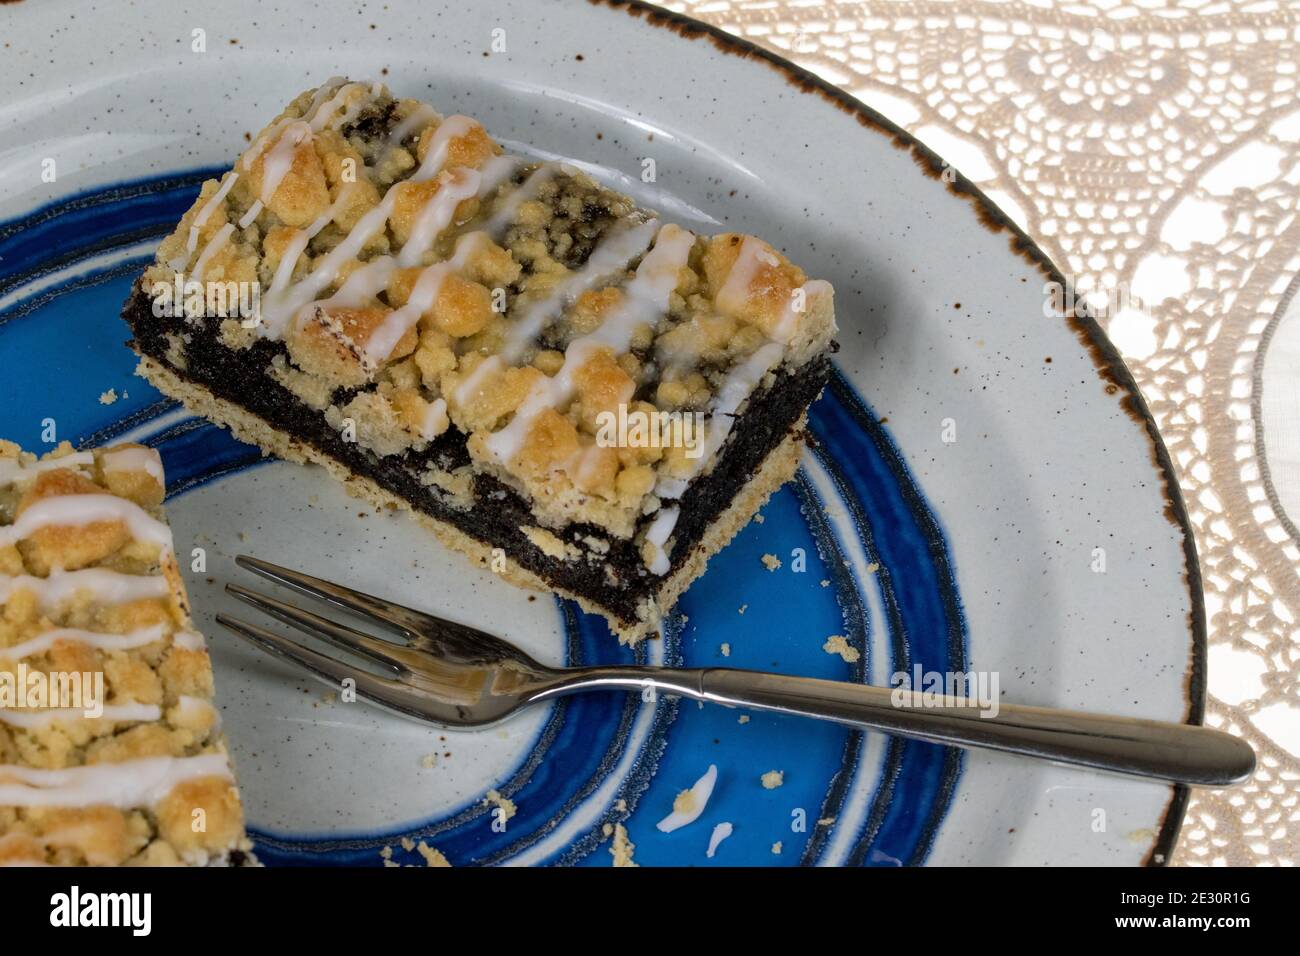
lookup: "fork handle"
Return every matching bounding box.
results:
[547,666,1253,787]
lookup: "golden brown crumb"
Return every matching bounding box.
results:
[483,788,517,821]
[760,770,784,789]
[98,388,118,405]
[609,822,638,867]
[761,553,781,571]
[672,789,697,816]
[823,635,861,663]
[416,841,452,867]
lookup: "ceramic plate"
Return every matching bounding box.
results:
[0,0,1202,866]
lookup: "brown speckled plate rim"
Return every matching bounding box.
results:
[590,0,1207,867]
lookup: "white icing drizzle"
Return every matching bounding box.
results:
[413,114,479,180]
[0,704,162,730]
[339,80,386,129]
[714,234,830,343]
[259,120,312,204]
[644,340,787,573]
[0,568,171,609]
[455,218,660,405]
[420,398,450,440]
[0,494,174,554]
[656,763,718,833]
[691,340,786,469]
[1,624,167,661]
[387,104,442,146]
[99,445,164,484]
[308,80,380,132]
[230,79,379,237]
[260,189,411,337]
[253,81,379,210]
[173,695,218,728]
[239,77,348,171]
[0,453,94,488]
[258,190,362,337]
[336,258,401,311]
[643,505,679,576]
[0,754,231,809]
[483,223,693,464]
[362,231,485,365]
[260,117,494,343]
[467,154,517,208]
[706,821,734,858]
[395,167,483,268]
[237,199,264,229]
[773,278,833,344]
[228,95,513,353]
[572,444,609,487]
[480,163,553,237]
[171,629,206,651]
[716,235,779,315]
[191,222,234,283]
[172,172,239,270]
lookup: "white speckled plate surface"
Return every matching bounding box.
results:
[0,0,1202,865]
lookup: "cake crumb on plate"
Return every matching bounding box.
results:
[609,823,638,867]
[483,788,517,821]
[416,841,451,867]
[823,634,861,663]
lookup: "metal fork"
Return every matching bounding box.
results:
[216,554,1254,787]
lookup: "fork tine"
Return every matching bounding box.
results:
[216,614,429,719]
[234,554,419,636]
[234,553,544,666]
[225,583,403,672]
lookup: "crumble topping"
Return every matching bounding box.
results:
[143,78,836,574]
[0,440,249,866]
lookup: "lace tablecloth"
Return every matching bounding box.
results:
[671,0,1300,866]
